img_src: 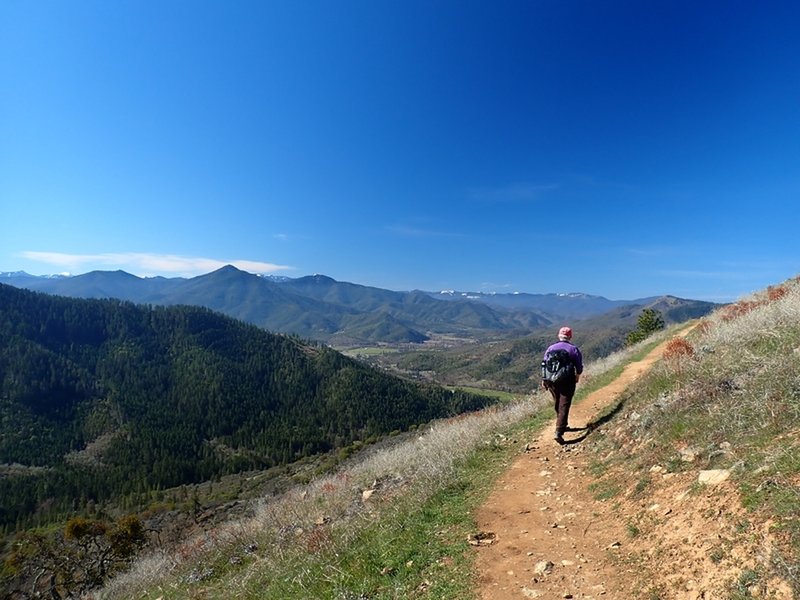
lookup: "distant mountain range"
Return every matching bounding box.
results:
[429,288,659,320]
[0,267,718,345]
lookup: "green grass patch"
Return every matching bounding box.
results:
[343,347,401,357]
[709,545,726,564]
[587,459,609,478]
[626,521,641,538]
[453,387,518,402]
[575,366,624,401]
[229,484,481,599]
[632,476,651,497]
[588,480,621,501]
[728,568,762,599]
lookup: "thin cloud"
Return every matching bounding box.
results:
[385,225,463,238]
[479,282,515,291]
[657,269,754,280]
[571,174,639,193]
[468,183,559,203]
[624,246,682,257]
[19,251,292,277]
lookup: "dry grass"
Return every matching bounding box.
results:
[96,331,667,599]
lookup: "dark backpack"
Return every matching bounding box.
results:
[541,348,575,383]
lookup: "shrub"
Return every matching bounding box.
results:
[662,337,694,361]
[626,308,665,346]
[767,285,788,302]
[721,300,760,322]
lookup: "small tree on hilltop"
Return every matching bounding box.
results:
[626,308,665,346]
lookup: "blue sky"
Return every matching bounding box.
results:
[2,1,798,302]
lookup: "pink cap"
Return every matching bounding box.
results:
[558,326,573,339]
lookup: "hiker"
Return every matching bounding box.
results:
[541,326,584,444]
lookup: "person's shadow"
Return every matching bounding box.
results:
[560,398,626,445]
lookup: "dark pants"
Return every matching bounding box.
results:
[544,378,576,434]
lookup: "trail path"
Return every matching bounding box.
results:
[474,331,693,599]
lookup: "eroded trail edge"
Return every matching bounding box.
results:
[474,330,693,600]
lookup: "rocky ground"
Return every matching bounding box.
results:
[473,332,794,599]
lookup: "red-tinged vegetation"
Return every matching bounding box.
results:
[662,337,695,361]
[721,300,760,321]
[720,283,791,322]
[304,524,333,553]
[320,481,338,494]
[767,285,789,302]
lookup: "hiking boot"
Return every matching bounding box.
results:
[554,433,565,445]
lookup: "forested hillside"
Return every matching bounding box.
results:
[0,284,493,530]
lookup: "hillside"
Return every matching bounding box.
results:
[88,277,798,599]
[0,283,493,534]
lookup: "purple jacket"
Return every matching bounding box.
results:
[544,341,583,374]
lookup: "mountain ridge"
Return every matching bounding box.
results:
[0,267,670,304]
[0,267,717,346]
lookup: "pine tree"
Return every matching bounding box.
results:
[626,308,665,346]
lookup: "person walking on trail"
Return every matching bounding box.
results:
[541,326,584,444]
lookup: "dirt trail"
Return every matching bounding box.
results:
[474,331,693,599]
